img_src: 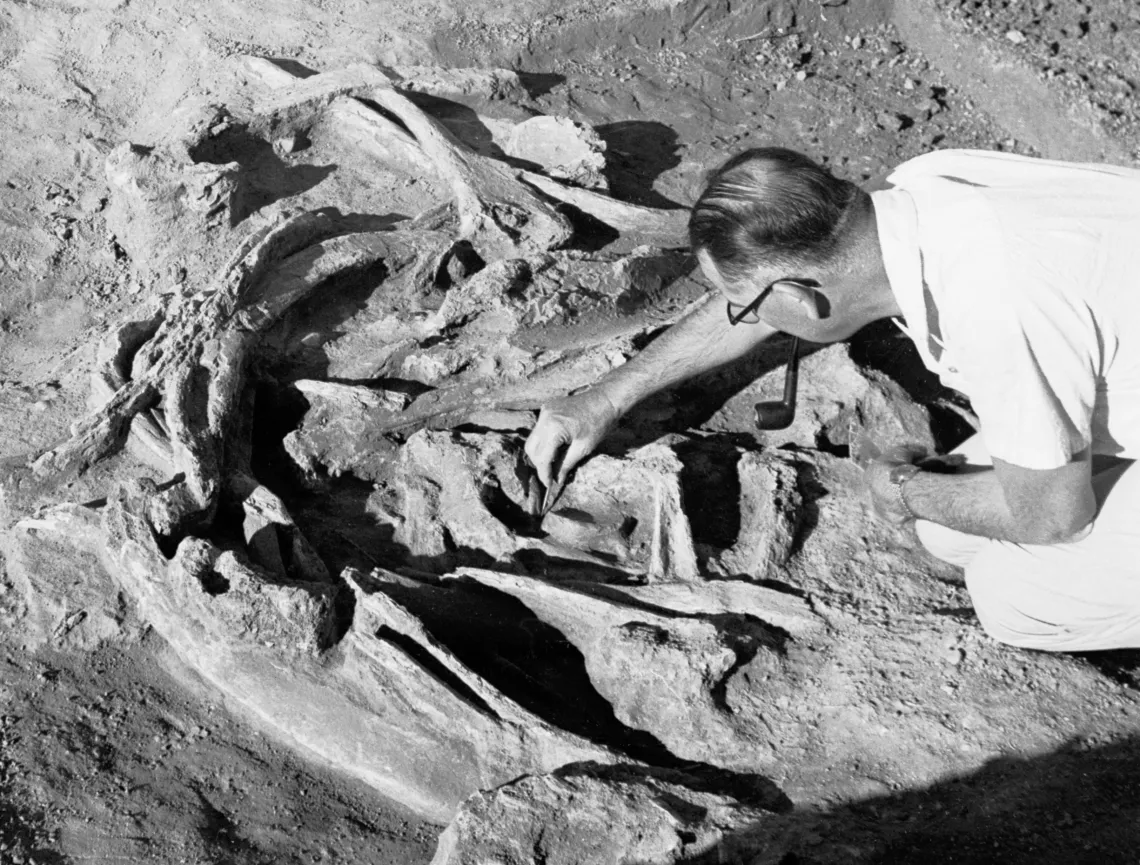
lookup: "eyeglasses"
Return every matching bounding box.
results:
[725,278,818,326]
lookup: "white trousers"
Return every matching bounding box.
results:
[915,435,1140,651]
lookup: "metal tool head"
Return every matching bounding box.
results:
[753,335,800,431]
[522,447,568,519]
[540,475,566,517]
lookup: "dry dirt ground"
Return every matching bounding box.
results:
[1,0,1140,863]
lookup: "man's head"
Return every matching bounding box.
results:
[689,148,889,341]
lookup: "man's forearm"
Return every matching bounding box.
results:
[593,294,779,413]
[903,467,1091,544]
[903,468,1018,540]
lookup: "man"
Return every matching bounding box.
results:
[525,146,1140,652]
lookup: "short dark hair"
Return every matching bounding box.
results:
[688,148,862,284]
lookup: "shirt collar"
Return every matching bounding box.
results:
[871,187,941,370]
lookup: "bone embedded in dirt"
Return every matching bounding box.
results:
[580,578,823,642]
[370,430,528,570]
[455,567,812,772]
[350,431,701,580]
[26,477,621,821]
[708,450,803,580]
[504,115,609,190]
[389,64,531,104]
[546,442,699,582]
[430,762,786,865]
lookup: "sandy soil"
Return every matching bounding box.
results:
[1,0,1139,862]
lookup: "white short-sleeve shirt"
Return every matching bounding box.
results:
[873,149,1140,470]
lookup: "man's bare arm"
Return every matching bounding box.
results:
[525,294,779,486]
[596,293,779,413]
[899,457,1097,544]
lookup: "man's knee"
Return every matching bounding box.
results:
[914,519,985,568]
[963,551,1125,651]
[964,559,1057,649]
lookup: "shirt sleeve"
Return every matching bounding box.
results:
[938,221,1099,470]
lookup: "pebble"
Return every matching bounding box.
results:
[875,110,907,131]
[274,134,305,157]
[851,35,864,50]
[1005,29,1027,45]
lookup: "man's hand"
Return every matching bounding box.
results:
[857,433,1097,544]
[853,436,929,526]
[525,388,623,488]
[863,457,917,526]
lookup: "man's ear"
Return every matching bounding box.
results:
[770,282,831,320]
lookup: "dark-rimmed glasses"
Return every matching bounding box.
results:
[725,278,818,326]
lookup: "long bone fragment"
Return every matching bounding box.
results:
[33,210,336,482]
[240,56,689,249]
[241,59,571,259]
[34,209,454,535]
[518,170,688,248]
[452,567,815,773]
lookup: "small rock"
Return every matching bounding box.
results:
[851,35,864,50]
[903,78,917,91]
[273,134,306,157]
[1005,29,1027,44]
[795,69,808,81]
[504,116,608,191]
[875,110,906,131]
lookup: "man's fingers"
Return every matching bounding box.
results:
[525,422,568,487]
[555,438,594,487]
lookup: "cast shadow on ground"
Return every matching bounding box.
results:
[698,730,1140,864]
[188,127,336,225]
[848,318,977,454]
[0,800,66,865]
[515,71,566,99]
[595,120,685,210]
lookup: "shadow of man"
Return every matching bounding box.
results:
[596,120,684,210]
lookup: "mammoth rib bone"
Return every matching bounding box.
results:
[32,213,411,535]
